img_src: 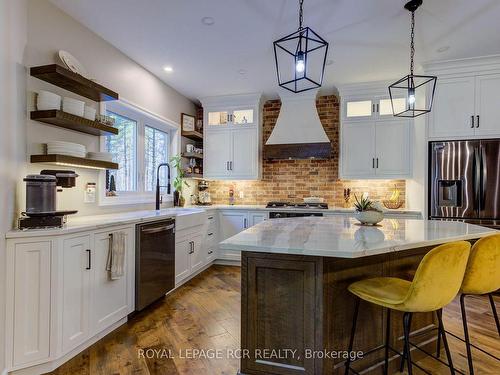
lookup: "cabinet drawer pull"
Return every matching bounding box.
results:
[376,158,379,168]
[208,250,213,255]
[471,115,474,128]
[372,158,375,168]
[208,232,214,236]
[208,216,214,220]
[476,115,480,128]
[189,241,195,254]
[86,249,91,270]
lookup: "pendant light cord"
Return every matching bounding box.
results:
[410,10,415,75]
[298,0,304,30]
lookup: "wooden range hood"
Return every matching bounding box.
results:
[263,89,332,160]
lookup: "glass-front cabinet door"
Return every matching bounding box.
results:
[344,97,409,119]
[207,111,229,126]
[206,108,255,127]
[232,108,254,125]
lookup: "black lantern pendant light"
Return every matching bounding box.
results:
[273,0,329,93]
[389,0,437,117]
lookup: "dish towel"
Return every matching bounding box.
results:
[106,231,126,280]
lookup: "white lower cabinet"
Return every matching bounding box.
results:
[218,210,268,261]
[7,241,52,367]
[175,227,206,285]
[91,227,135,335]
[61,234,92,353]
[6,225,135,372]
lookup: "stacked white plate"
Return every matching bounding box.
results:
[87,151,113,162]
[62,97,85,117]
[37,90,61,110]
[47,141,86,158]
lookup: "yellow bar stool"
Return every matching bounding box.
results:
[344,241,471,375]
[437,234,500,375]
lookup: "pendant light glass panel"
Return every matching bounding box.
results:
[273,27,328,93]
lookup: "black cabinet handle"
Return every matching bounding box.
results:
[471,115,474,128]
[476,115,480,128]
[208,250,213,255]
[86,249,91,270]
[372,158,375,168]
[376,158,379,168]
[208,232,213,236]
[208,216,214,220]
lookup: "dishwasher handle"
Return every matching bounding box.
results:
[141,224,175,234]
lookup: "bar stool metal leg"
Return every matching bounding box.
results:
[436,310,442,358]
[400,313,413,372]
[402,312,413,375]
[460,294,474,375]
[384,309,391,375]
[437,308,455,375]
[345,297,360,375]
[488,293,500,336]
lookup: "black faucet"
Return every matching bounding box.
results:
[155,163,171,210]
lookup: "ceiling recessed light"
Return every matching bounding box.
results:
[437,46,450,53]
[238,69,247,75]
[163,66,173,73]
[201,16,215,26]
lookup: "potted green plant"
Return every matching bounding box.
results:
[170,155,190,207]
[353,194,385,225]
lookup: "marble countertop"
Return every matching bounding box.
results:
[219,216,497,258]
[6,208,206,239]
[196,204,422,216]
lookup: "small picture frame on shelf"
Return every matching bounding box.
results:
[181,113,195,132]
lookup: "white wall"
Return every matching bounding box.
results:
[23,0,197,216]
[1,1,29,373]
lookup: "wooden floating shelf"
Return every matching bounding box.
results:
[184,173,204,179]
[181,152,203,159]
[31,154,119,170]
[181,130,203,141]
[31,110,119,136]
[30,64,119,102]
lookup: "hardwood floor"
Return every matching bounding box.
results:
[49,266,499,375]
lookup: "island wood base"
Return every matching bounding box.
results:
[239,245,462,375]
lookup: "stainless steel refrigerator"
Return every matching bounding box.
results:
[429,139,500,229]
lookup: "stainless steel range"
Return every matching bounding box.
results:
[266,201,328,219]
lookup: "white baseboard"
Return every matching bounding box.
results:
[214,259,241,266]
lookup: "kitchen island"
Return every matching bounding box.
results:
[220,216,496,375]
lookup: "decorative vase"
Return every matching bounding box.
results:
[173,190,181,207]
[354,210,384,226]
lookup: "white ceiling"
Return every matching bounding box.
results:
[50,0,500,102]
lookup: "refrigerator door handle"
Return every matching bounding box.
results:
[473,147,481,210]
[481,146,487,211]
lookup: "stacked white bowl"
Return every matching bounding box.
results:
[47,141,86,158]
[87,151,113,162]
[62,97,85,117]
[37,91,61,110]
[83,106,96,121]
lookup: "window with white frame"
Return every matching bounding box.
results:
[101,100,176,204]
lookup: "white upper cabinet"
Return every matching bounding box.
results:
[475,73,500,136]
[341,122,376,178]
[375,120,411,176]
[341,119,412,179]
[428,76,476,138]
[426,56,500,140]
[204,130,232,177]
[202,94,262,180]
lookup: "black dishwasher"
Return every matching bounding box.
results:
[135,218,175,311]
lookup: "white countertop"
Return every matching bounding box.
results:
[196,204,422,216]
[6,208,206,239]
[219,216,497,258]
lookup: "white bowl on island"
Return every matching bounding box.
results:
[354,210,384,226]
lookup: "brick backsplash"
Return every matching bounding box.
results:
[207,95,406,207]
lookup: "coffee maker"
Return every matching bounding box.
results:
[19,169,79,229]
